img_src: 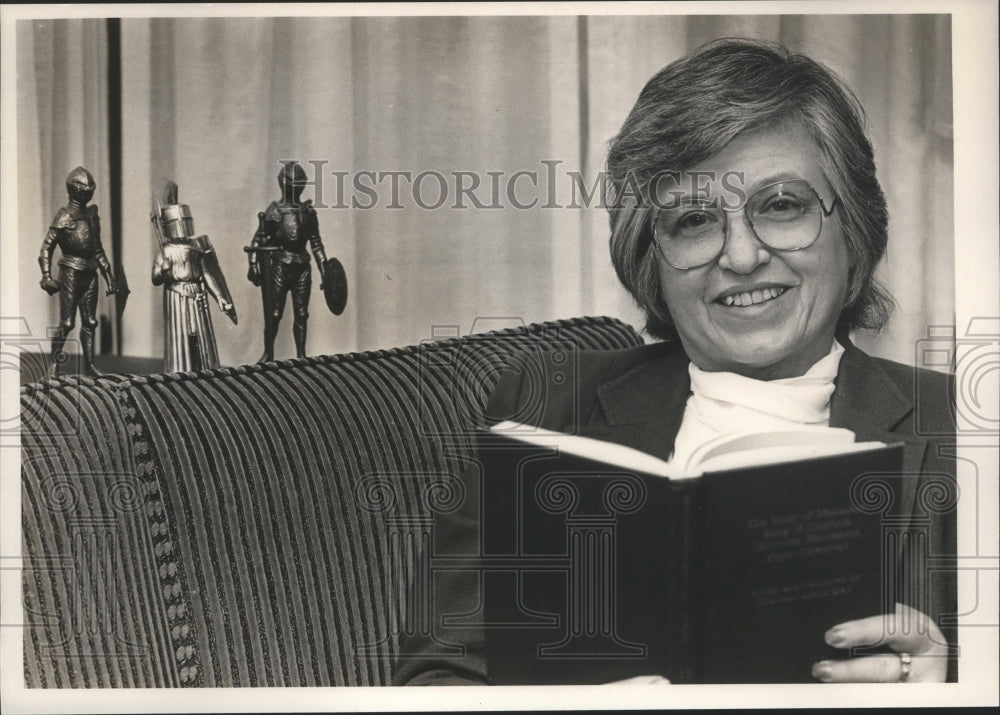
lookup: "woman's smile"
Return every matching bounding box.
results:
[713,284,791,308]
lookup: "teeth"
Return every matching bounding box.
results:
[722,286,786,307]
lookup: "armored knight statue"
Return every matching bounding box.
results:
[246,162,347,362]
[39,167,120,377]
[151,181,237,373]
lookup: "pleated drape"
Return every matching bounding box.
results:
[16,13,955,368]
[16,19,114,354]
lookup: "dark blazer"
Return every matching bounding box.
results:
[393,337,958,685]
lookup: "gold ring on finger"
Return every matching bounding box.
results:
[898,652,911,682]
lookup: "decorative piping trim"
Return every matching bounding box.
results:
[21,316,638,394]
[114,383,202,686]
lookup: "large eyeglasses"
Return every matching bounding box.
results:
[651,179,838,270]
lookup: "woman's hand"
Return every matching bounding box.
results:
[812,603,948,683]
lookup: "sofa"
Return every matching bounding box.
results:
[20,316,642,687]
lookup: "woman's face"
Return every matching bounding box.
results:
[653,124,849,380]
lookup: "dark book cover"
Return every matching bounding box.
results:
[477,433,903,684]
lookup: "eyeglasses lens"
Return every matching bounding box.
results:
[654,180,826,269]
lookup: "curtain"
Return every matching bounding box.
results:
[16,13,954,368]
[16,19,113,353]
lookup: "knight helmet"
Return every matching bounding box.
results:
[159,181,195,240]
[66,167,96,204]
[277,162,308,203]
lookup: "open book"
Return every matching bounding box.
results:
[476,421,903,684]
[489,419,889,477]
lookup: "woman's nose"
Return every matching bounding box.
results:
[716,211,772,274]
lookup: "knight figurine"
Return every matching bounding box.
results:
[39,167,120,377]
[151,182,237,373]
[246,162,346,362]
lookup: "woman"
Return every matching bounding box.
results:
[393,38,956,685]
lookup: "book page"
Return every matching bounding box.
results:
[489,420,683,478]
[696,440,889,474]
[687,427,857,470]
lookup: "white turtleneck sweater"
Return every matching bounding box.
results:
[668,340,846,469]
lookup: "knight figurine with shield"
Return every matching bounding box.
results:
[245,161,347,362]
[151,181,237,373]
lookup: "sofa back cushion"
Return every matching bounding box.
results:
[20,374,177,687]
[22,317,642,686]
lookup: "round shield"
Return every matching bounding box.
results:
[323,257,348,315]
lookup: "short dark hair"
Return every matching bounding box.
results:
[606,38,893,341]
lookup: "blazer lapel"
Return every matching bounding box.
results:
[831,338,927,522]
[581,336,927,482]
[579,344,691,462]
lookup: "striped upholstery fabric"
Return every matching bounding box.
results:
[21,316,642,687]
[21,374,178,687]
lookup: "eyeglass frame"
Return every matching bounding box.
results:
[649,179,840,270]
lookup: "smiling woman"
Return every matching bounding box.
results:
[648,124,850,380]
[394,37,957,687]
[602,38,955,683]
